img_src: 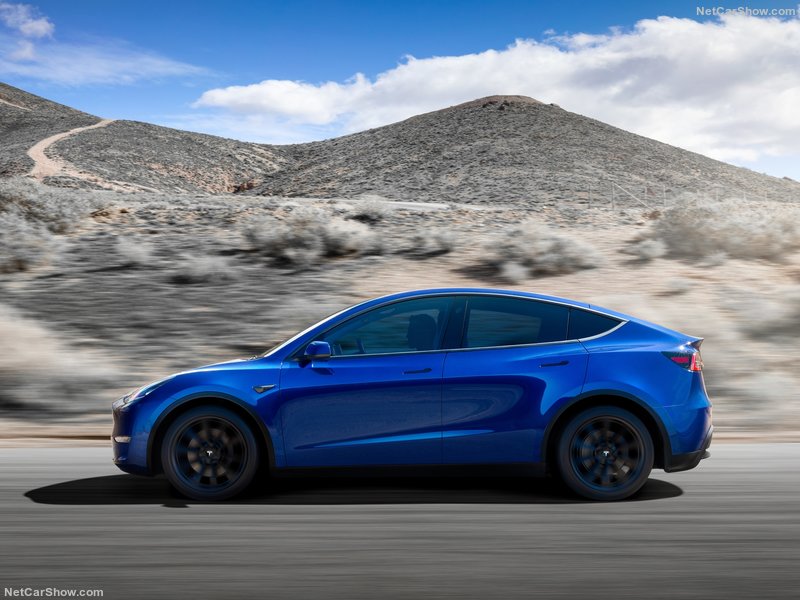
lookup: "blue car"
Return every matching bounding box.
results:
[112,288,712,501]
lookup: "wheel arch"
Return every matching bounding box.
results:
[542,391,671,471]
[147,392,275,475]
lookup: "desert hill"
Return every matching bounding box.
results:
[252,95,799,205]
[1,83,798,205]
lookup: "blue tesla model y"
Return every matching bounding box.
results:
[112,288,712,501]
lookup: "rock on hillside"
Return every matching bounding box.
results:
[251,95,800,205]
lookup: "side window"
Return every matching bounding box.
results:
[568,309,621,339]
[322,297,452,356]
[463,296,568,348]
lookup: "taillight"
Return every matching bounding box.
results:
[663,351,703,371]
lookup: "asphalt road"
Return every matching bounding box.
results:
[0,444,798,600]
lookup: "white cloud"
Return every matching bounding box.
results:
[0,2,53,38]
[0,2,204,84]
[193,13,800,173]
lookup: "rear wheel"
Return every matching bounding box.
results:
[556,406,653,501]
[161,406,259,501]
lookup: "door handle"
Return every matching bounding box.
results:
[403,367,432,374]
[540,360,569,368]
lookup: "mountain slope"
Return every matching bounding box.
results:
[1,84,798,203]
[251,95,799,205]
[0,83,284,192]
[0,82,98,177]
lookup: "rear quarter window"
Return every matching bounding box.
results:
[568,309,621,339]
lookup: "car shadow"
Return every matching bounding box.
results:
[25,474,682,507]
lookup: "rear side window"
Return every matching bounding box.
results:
[568,309,621,339]
[463,296,569,348]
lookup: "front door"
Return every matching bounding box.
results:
[279,296,454,467]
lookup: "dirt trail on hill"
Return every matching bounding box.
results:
[26,119,156,192]
[28,119,115,179]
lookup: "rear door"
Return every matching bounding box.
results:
[442,295,588,464]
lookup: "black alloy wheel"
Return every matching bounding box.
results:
[556,406,654,501]
[161,406,259,501]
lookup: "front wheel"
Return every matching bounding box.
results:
[556,406,654,501]
[161,406,259,501]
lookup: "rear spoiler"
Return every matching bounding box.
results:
[688,338,704,350]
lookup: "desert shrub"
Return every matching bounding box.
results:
[624,238,666,262]
[0,303,118,413]
[170,255,237,284]
[0,209,58,273]
[481,221,602,277]
[0,177,111,272]
[116,236,154,266]
[403,228,455,258]
[244,206,382,266]
[345,195,390,224]
[648,196,800,261]
[0,176,106,233]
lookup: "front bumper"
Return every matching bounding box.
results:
[664,425,713,473]
[112,400,150,475]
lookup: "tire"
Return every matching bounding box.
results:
[161,406,259,501]
[556,406,654,501]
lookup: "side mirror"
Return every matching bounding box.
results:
[303,340,332,361]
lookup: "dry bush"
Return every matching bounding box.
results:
[170,255,237,284]
[403,228,455,258]
[482,221,602,277]
[345,195,390,224]
[0,303,119,414]
[244,206,383,266]
[0,176,106,233]
[624,238,667,262]
[116,236,155,266]
[649,196,800,261]
[0,209,58,273]
[0,177,109,272]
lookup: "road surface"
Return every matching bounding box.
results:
[0,444,798,599]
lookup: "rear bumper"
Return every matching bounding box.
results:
[664,426,713,473]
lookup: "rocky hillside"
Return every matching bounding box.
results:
[252,96,800,205]
[0,82,98,177]
[2,84,798,204]
[0,83,284,193]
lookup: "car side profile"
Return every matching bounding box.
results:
[112,288,712,501]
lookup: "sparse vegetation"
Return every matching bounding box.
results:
[0,177,108,272]
[647,196,800,262]
[481,221,602,278]
[0,209,57,273]
[244,206,383,266]
[624,238,667,262]
[116,236,154,266]
[170,255,237,284]
[403,228,455,258]
[0,303,118,414]
[345,195,390,224]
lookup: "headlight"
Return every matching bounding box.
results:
[120,377,172,407]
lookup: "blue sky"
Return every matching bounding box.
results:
[2,1,800,179]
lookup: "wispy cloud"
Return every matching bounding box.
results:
[0,2,53,38]
[0,2,204,84]
[194,13,800,169]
